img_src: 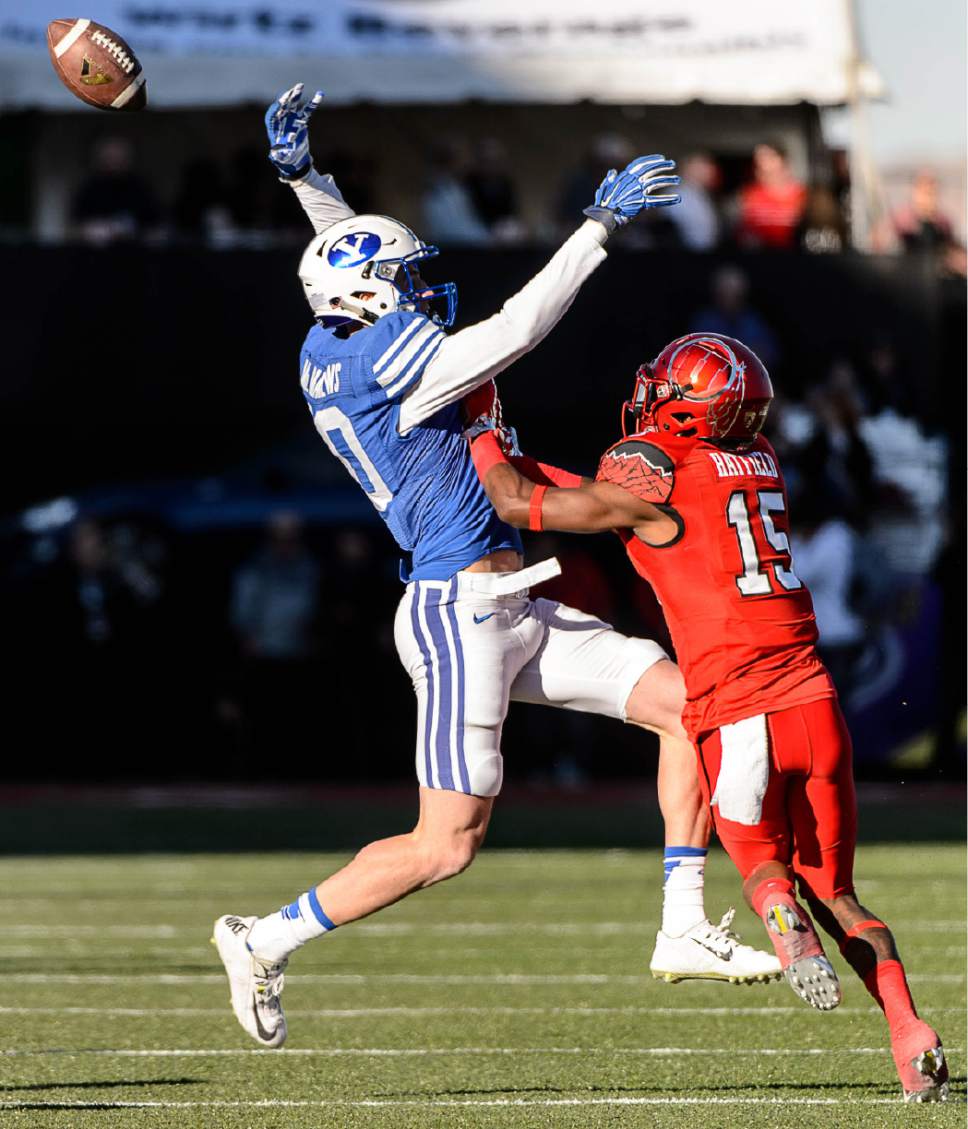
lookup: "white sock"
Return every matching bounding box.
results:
[661,847,707,936]
[246,889,336,963]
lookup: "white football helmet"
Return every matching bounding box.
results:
[298,214,457,329]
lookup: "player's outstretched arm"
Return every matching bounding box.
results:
[265,84,355,234]
[470,430,668,536]
[398,154,681,432]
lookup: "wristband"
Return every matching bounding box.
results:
[470,431,510,481]
[528,485,548,532]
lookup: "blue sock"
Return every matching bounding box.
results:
[247,888,336,962]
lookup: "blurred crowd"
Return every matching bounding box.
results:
[5,263,951,780]
[68,133,965,276]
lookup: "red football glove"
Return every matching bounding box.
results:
[462,380,520,456]
[461,379,500,425]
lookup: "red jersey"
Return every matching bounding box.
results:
[596,431,834,740]
[737,181,806,249]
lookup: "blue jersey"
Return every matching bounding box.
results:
[300,310,522,581]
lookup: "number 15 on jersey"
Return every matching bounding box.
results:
[726,489,802,597]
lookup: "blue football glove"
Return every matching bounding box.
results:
[583,155,681,232]
[265,83,324,181]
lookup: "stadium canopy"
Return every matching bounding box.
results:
[3,0,883,110]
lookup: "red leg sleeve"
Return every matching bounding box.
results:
[784,698,857,901]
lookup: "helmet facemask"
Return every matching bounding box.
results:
[365,248,457,328]
[622,363,683,438]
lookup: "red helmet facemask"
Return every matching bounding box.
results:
[623,333,773,449]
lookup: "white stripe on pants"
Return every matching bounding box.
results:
[394,577,667,797]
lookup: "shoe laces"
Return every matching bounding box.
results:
[715,907,738,938]
[252,956,287,1004]
[690,910,739,958]
[697,907,756,958]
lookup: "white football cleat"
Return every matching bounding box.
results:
[650,908,783,984]
[212,914,288,1048]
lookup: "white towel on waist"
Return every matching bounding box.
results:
[711,713,770,826]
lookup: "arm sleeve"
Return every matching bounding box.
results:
[287,167,356,235]
[510,455,583,489]
[398,219,608,432]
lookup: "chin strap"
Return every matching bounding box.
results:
[333,297,378,325]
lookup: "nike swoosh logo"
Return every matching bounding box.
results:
[252,1000,277,1043]
[473,612,497,625]
[692,938,732,960]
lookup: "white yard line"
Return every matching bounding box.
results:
[2,1046,961,1058]
[1,925,178,937]
[0,1005,961,1018]
[0,1092,930,1110]
[11,972,964,984]
[4,919,963,937]
[0,1097,932,1108]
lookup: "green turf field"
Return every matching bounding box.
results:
[0,845,963,1128]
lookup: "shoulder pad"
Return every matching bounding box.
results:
[596,439,675,504]
[364,310,431,356]
[365,311,444,396]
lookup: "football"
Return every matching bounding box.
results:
[47,18,147,111]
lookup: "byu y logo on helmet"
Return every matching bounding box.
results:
[327,231,382,269]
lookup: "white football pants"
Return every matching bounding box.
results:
[394,563,667,797]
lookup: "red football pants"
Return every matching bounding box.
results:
[697,698,857,901]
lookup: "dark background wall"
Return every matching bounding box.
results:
[0,245,947,509]
[0,245,962,783]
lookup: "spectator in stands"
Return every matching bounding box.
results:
[800,361,876,526]
[48,518,162,648]
[668,152,721,251]
[465,137,525,242]
[891,172,953,255]
[321,149,377,218]
[13,517,166,767]
[884,171,967,279]
[225,147,279,242]
[791,489,865,695]
[421,140,489,245]
[557,133,632,236]
[796,185,848,254]
[858,379,947,583]
[228,512,322,759]
[735,140,806,250]
[230,512,319,660]
[690,265,778,368]
[70,136,161,244]
[172,158,234,243]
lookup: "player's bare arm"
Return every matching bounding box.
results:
[470,430,680,544]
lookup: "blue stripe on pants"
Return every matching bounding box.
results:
[424,586,455,791]
[409,583,436,788]
[443,577,470,793]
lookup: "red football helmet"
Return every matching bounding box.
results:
[624,333,773,448]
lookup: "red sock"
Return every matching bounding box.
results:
[863,959,918,1033]
[750,877,795,920]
